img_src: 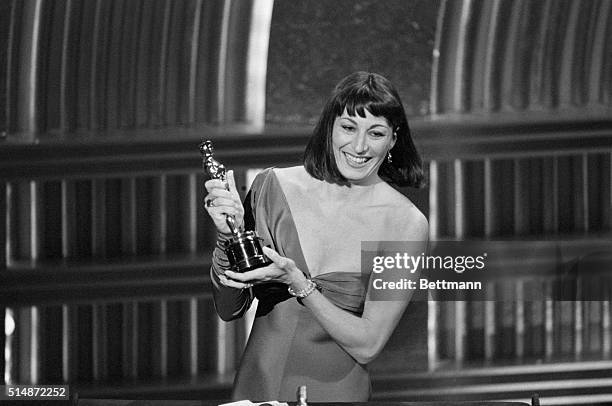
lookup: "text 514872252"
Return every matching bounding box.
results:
[1,385,69,400]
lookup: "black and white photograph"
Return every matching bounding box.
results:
[1,1,611,405]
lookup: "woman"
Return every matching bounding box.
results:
[204,72,428,401]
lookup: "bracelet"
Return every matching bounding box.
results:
[288,279,318,298]
[217,231,233,243]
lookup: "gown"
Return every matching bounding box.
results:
[211,167,372,402]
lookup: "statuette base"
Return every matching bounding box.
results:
[225,231,272,272]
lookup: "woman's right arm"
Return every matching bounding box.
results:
[205,170,255,321]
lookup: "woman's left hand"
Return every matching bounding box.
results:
[224,246,308,288]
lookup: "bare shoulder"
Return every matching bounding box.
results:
[378,183,429,240]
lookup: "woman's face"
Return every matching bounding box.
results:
[331,108,396,186]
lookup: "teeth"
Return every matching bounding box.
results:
[344,153,369,164]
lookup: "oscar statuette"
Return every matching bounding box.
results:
[200,140,272,272]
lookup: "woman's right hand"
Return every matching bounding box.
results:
[204,170,244,234]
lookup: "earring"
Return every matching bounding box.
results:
[387,151,393,163]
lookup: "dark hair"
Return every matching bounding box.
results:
[304,72,425,188]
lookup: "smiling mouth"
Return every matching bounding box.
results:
[343,152,371,166]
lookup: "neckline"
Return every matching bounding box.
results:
[318,177,383,203]
[295,166,387,205]
[271,167,376,279]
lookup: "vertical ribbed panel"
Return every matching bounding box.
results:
[469,0,498,111]
[153,176,167,254]
[8,181,42,383]
[484,290,495,362]
[433,0,612,113]
[61,305,77,382]
[587,154,611,232]
[575,298,584,359]
[528,291,545,359]
[515,280,525,359]
[104,0,124,129]
[61,181,75,258]
[499,0,529,111]
[453,158,466,364]
[166,175,191,253]
[589,1,612,104]
[512,159,525,235]
[118,0,140,129]
[189,298,199,376]
[544,284,554,360]
[91,178,107,382]
[431,0,471,113]
[42,0,64,131]
[188,174,198,253]
[493,159,515,236]
[427,161,439,239]
[5,183,13,265]
[41,181,62,259]
[30,181,41,262]
[580,153,590,232]
[121,302,138,379]
[60,0,78,132]
[21,306,41,384]
[91,304,107,381]
[197,297,218,374]
[91,0,111,130]
[466,301,483,361]
[156,300,168,378]
[40,306,62,383]
[187,0,203,123]
[463,161,484,237]
[435,152,612,363]
[134,1,151,127]
[137,302,152,378]
[543,157,559,234]
[427,160,439,370]
[120,177,138,380]
[215,317,230,375]
[3,171,260,384]
[429,0,612,367]
[167,300,180,377]
[120,178,137,255]
[217,0,253,123]
[603,300,611,358]
[0,180,7,382]
[585,301,600,354]
[60,177,84,384]
[0,182,6,268]
[2,0,256,135]
[91,179,106,256]
[106,303,123,380]
[0,0,20,133]
[151,0,172,127]
[427,300,439,370]
[528,0,552,109]
[483,159,494,237]
[16,0,42,133]
[558,0,585,107]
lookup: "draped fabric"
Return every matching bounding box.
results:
[211,168,370,402]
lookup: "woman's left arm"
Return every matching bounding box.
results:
[225,211,429,365]
[302,213,428,364]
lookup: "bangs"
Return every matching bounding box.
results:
[334,86,402,125]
